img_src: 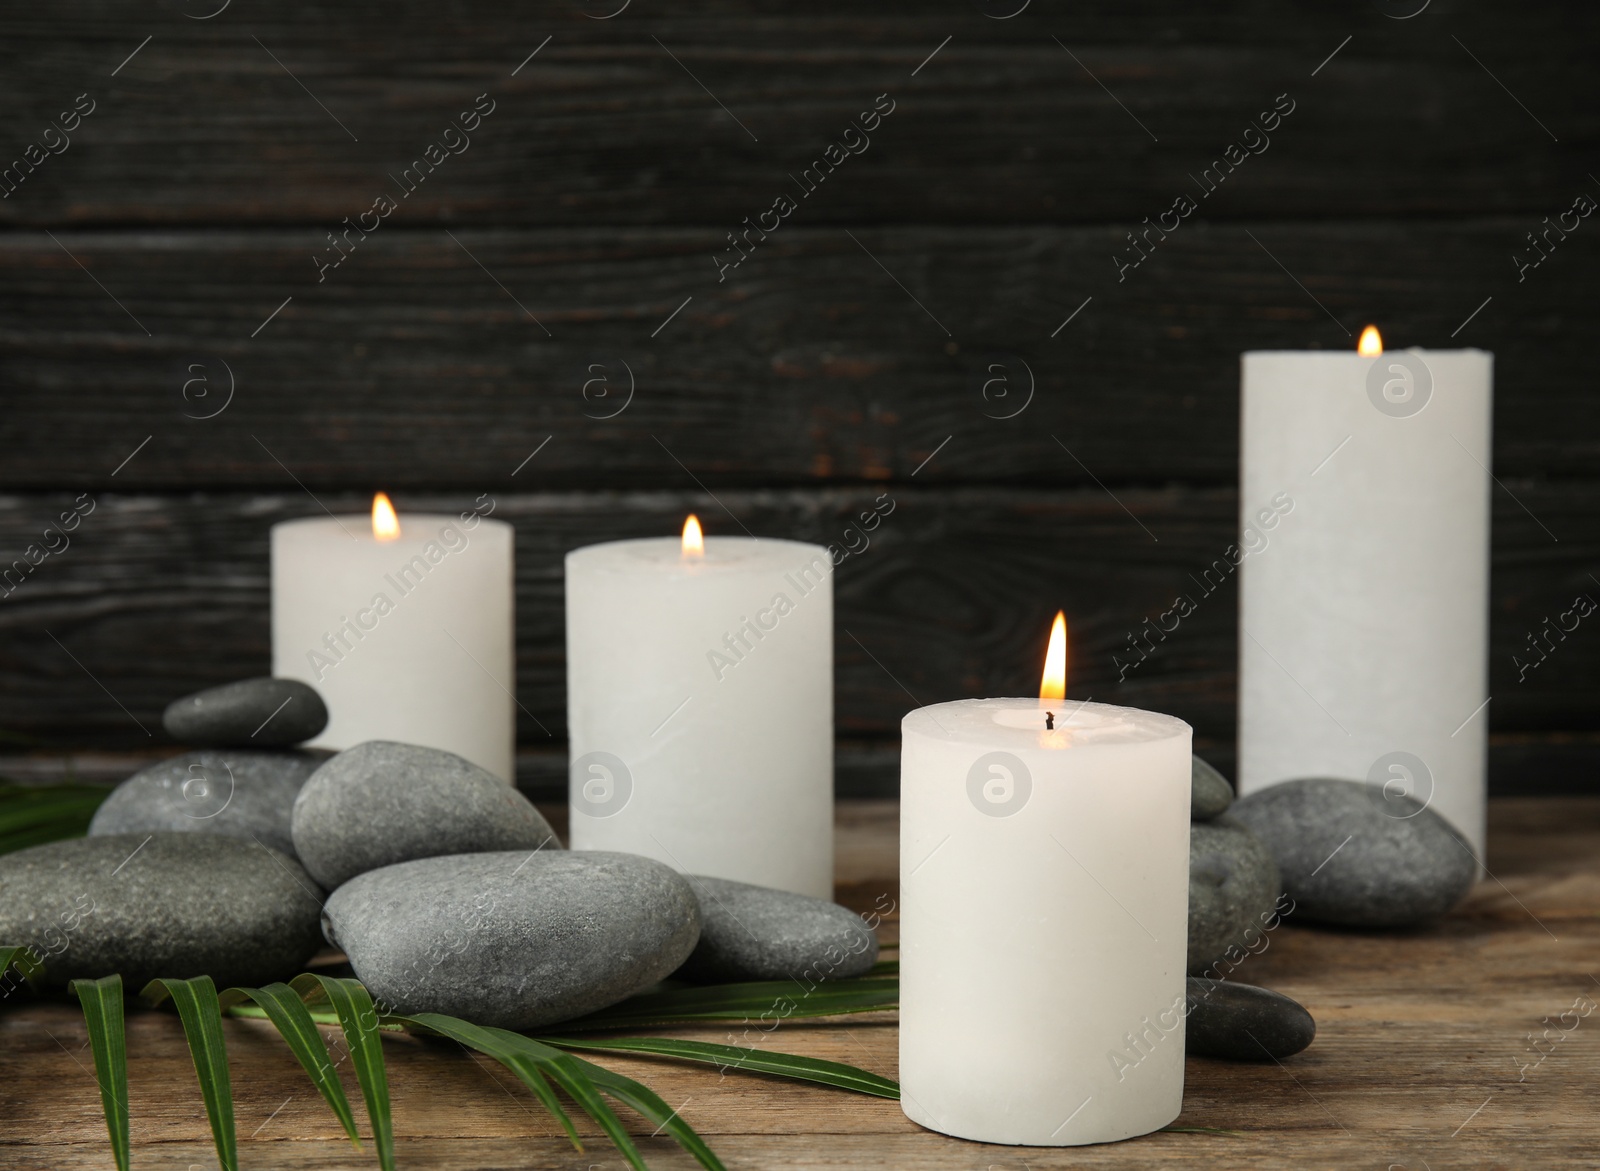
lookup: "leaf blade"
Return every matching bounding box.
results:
[69,974,130,1171]
[570,1052,729,1171]
[394,1012,582,1152]
[221,983,361,1147]
[142,976,237,1171]
[558,976,899,1031]
[542,1035,900,1099]
[293,973,395,1171]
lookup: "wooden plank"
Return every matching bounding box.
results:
[1,797,1598,1169]
[0,486,1594,754]
[0,3,1594,227]
[2,221,1597,489]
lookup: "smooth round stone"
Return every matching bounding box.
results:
[89,749,327,859]
[1229,778,1477,927]
[1186,977,1316,1060]
[0,833,324,989]
[163,677,329,749]
[1188,817,1281,975]
[1191,755,1234,820]
[291,741,560,890]
[323,851,700,1029]
[675,875,878,983]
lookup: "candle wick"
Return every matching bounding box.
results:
[1045,711,1054,730]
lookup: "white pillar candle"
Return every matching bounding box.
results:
[565,519,833,898]
[1239,335,1493,856]
[900,629,1191,1145]
[271,496,516,781]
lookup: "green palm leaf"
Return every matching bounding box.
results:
[542,1035,899,1098]
[293,973,396,1171]
[0,943,43,992]
[559,975,899,1031]
[220,982,362,1147]
[403,1012,729,1171]
[69,974,130,1171]
[564,1050,729,1171]
[0,784,108,855]
[143,976,237,1171]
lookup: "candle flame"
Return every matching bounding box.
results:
[1358,325,1383,356]
[371,492,401,541]
[682,514,704,558]
[1040,611,1067,701]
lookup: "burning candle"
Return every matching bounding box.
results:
[271,494,516,780]
[565,517,833,898]
[1239,327,1493,856]
[900,614,1191,1145]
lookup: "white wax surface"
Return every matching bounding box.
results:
[1239,350,1492,856]
[900,698,1191,1145]
[565,536,833,898]
[271,514,515,780]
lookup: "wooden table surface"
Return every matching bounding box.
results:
[3,797,1598,1170]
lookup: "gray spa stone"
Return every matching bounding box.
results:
[89,749,327,859]
[1191,755,1235,821]
[0,833,324,989]
[163,677,328,748]
[322,850,700,1029]
[1185,976,1316,1061]
[1229,778,1478,927]
[675,875,878,983]
[291,741,560,890]
[1188,817,1282,976]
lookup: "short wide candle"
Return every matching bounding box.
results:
[272,508,515,781]
[565,533,833,898]
[900,699,1191,1146]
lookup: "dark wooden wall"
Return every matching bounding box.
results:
[2,1,1597,795]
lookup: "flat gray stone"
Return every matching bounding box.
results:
[0,833,324,989]
[163,677,328,748]
[1188,817,1282,976]
[89,749,327,859]
[1192,755,1234,820]
[675,876,878,983]
[291,741,560,890]
[323,850,699,1029]
[1186,977,1316,1061]
[1229,778,1477,927]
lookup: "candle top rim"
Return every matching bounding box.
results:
[272,513,512,535]
[903,698,1190,747]
[567,534,829,568]
[1241,347,1491,357]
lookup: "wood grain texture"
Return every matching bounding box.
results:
[0,487,1594,755]
[0,2,1594,227]
[2,797,1598,1169]
[1,221,1597,490]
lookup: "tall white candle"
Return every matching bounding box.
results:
[271,497,516,781]
[1239,338,1493,856]
[565,520,833,898]
[900,678,1191,1144]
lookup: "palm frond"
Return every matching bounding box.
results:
[544,1034,899,1098]
[70,974,131,1171]
[404,1013,744,1171]
[558,975,899,1031]
[142,976,238,1171]
[0,784,109,855]
[0,943,42,992]
[219,982,362,1147]
[292,973,397,1171]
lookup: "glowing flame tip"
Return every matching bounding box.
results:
[1040,610,1067,701]
[371,492,400,541]
[1358,325,1383,356]
[682,514,704,557]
